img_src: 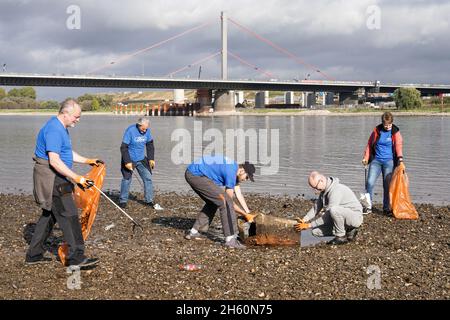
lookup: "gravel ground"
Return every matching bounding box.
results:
[0,192,448,300]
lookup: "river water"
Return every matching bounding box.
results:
[0,114,449,205]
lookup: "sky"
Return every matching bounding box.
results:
[0,0,449,100]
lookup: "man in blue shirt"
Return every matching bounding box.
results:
[26,99,102,268]
[119,117,162,210]
[184,155,256,249]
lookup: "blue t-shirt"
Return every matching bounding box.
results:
[187,155,238,189]
[35,116,73,168]
[375,129,394,162]
[122,124,153,162]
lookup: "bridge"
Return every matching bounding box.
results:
[2,12,449,110]
[1,73,449,95]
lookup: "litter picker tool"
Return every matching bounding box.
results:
[92,184,144,231]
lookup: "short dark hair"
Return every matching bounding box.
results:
[382,112,393,124]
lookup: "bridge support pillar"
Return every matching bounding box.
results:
[299,92,306,107]
[255,91,269,108]
[325,92,335,105]
[305,92,315,108]
[214,90,236,113]
[174,89,185,104]
[284,91,294,104]
[196,89,213,108]
[235,91,244,105]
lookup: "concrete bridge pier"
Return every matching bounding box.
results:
[305,92,315,108]
[299,92,306,107]
[214,90,235,113]
[235,91,244,105]
[284,91,294,104]
[255,91,269,108]
[174,89,185,104]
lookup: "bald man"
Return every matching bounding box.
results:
[295,171,363,245]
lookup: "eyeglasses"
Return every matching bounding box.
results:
[311,179,322,191]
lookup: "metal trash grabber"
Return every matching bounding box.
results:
[92,185,144,231]
[364,166,368,189]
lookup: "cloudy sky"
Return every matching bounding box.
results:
[0,0,449,100]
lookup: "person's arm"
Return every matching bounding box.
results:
[234,185,250,213]
[395,131,404,160]
[72,151,88,164]
[49,152,79,180]
[224,188,244,214]
[146,139,155,169]
[303,205,318,222]
[146,139,155,161]
[48,152,91,188]
[362,131,375,164]
[73,151,103,166]
[120,143,132,164]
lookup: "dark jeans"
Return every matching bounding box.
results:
[27,175,86,265]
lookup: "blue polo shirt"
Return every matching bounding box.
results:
[122,124,153,162]
[187,155,238,189]
[35,116,73,168]
[375,129,394,162]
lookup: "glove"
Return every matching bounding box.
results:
[362,159,368,166]
[149,160,155,170]
[74,175,94,189]
[125,163,133,171]
[85,158,104,166]
[294,218,311,232]
[243,213,257,223]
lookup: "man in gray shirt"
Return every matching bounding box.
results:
[295,171,363,245]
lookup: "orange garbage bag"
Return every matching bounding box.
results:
[389,162,418,220]
[58,163,106,265]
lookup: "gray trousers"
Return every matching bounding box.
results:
[27,175,86,265]
[311,206,363,237]
[185,170,238,237]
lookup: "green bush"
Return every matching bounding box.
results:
[0,87,6,100]
[8,87,37,100]
[91,98,100,111]
[77,93,95,103]
[80,100,93,111]
[0,97,40,109]
[428,96,450,104]
[393,88,423,109]
[40,100,60,109]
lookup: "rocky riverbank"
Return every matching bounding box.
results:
[0,192,448,300]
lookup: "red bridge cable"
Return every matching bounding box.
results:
[228,51,276,79]
[227,17,334,81]
[165,51,221,77]
[87,21,215,75]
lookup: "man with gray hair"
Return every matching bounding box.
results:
[294,171,363,245]
[26,99,102,267]
[119,117,163,210]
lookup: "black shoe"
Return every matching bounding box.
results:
[69,257,99,269]
[346,227,359,242]
[119,202,127,209]
[383,209,393,216]
[327,236,348,245]
[25,255,53,265]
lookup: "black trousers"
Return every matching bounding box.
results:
[27,175,86,265]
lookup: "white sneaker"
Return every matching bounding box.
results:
[359,193,371,209]
[153,203,164,211]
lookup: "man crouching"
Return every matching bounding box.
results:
[295,171,363,245]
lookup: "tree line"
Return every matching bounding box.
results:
[0,87,114,111]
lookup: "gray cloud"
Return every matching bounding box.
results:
[1,0,449,100]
